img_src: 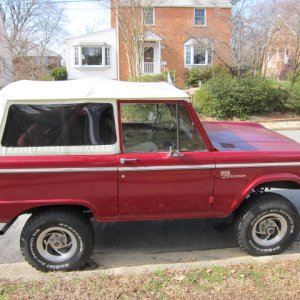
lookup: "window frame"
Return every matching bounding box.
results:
[276,49,280,63]
[143,7,155,26]
[118,100,207,154]
[184,44,212,66]
[194,8,206,27]
[73,46,111,68]
[284,48,289,65]
[0,100,120,156]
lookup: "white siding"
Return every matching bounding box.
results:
[65,29,118,80]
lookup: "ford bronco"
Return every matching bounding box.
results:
[0,78,299,271]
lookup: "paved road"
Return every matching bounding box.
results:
[1,130,300,268]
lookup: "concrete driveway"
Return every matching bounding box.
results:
[1,130,300,269]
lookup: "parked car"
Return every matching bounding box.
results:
[0,78,299,272]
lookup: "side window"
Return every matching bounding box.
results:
[1,103,116,147]
[121,102,205,153]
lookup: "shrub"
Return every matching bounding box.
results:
[131,74,166,82]
[185,66,228,88]
[193,75,289,119]
[50,67,68,81]
[285,89,300,114]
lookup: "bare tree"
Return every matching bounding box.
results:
[111,0,159,79]
[229,0,285,77]
[0,14,13,87]
[278,0,300,87]
[0,0,66,80]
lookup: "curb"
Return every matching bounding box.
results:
[1,244,300,281]
[261,121,300,131]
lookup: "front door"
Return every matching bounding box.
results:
[143,47,154,74]
[118,101,215,219]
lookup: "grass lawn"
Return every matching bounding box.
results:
[1,259,300,299]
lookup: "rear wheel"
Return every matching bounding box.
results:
[236,193,299,256]
[20,209,94,272]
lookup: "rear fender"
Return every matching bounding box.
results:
[0,198,98,224]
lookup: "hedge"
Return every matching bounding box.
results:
[193,75,290,119]
[185,66,229,88]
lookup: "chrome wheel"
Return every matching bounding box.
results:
[252,213,288,247]
[36,227,78,263]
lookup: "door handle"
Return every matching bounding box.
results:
[120,158,138,165]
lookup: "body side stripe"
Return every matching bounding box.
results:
[0,162,299,173]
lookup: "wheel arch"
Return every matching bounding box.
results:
[23,204,95,219]
[231,173,300,214]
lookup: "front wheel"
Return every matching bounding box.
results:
[236,193,299,256]
[20,209,94,272]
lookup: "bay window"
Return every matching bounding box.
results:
[184,39,212,66]
[74,46,111,67]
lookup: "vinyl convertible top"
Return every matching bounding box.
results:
[0,77,190,102]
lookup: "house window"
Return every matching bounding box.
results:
[105,47,110,66]
[284,48,289,64]
[74,47,79,65]
[144,7,154,25]
[276,49,280,62]
[73,46,111,67]
[82,47,102,65]
[185,40,212,66]
[195,8,206,26]
[186,46,191,65]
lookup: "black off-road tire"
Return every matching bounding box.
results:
[20,209,94,272]
[235,192,299,256]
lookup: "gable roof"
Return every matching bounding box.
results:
[65,29,116,42]
[1,78,190,102]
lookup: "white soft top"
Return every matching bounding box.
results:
[0,77,190,102]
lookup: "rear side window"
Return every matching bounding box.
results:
[2,103,116,147]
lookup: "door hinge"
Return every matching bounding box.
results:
[208,196,214,204]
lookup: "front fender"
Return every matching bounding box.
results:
[229,173,300,213]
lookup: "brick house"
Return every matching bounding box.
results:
[264,17,298,80]
[111,0,232,86]
[13,45,62,81]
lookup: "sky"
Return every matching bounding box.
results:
[62,0,110,38]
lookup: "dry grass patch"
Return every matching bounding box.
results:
[1,259,300,299]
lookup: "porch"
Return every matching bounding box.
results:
[142,32,163,75]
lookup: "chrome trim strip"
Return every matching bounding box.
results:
[0,167,117,174]
[119,165,215,172]
[216,162,300,169]
[0,162,299,174]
